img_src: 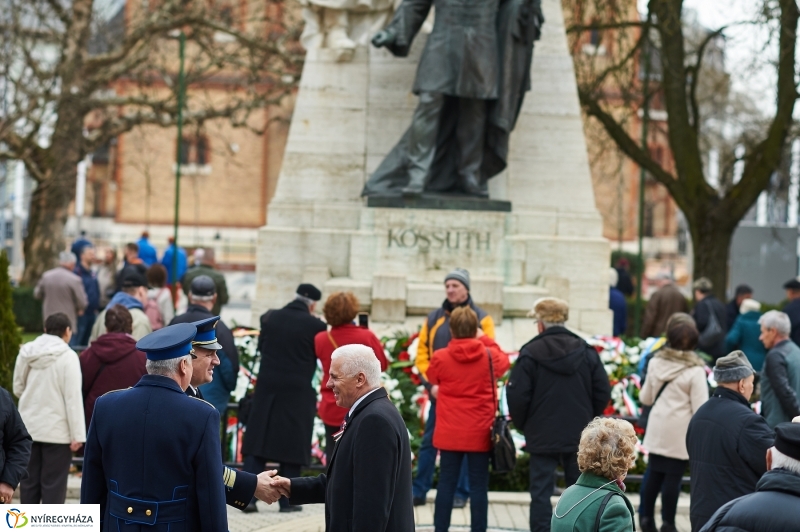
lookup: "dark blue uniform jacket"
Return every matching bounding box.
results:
[80,375,228,532]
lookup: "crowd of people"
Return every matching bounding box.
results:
[7,242,800,532]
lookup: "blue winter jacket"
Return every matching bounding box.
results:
[74,262,100,313]
[725,311,766,371]
[137,237,158,267]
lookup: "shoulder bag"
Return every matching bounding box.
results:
[487,348,516,473]
[698,303,724,347]
[637,379,670,430]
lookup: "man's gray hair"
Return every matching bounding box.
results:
[58,251,77,266]
[771,447,800,475]
[295,294,315,307]
[331,344,381,387]
[759,310,791,337]
[146,355,192,377]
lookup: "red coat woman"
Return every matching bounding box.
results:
[314,292,388,457]
[426,306,510,532]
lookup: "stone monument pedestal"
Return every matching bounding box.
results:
[253,0,611,348]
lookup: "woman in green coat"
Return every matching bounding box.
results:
[551,418,638,532]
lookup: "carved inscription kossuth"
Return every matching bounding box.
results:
[387,228,491,251]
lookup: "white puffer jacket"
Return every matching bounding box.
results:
[13,335,86,444]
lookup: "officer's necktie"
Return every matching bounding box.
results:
[341,412,351,432]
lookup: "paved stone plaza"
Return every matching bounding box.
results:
[61,477,692,531]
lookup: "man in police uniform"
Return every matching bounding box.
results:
[184,315,282,510]
[171,276,239,414]
[81,324,228,531]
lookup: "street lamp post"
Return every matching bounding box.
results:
[172,31,187,308]
[634,29,652,337]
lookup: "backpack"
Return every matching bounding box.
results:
[144,291,165,330]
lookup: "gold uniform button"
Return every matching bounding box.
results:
[146,510,152,516]
[127,507,133,514]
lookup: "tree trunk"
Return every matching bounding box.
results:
[21,176,76,286]
[21,108,85,286]
[689,210,734,301]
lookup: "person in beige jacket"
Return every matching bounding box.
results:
[638,313,708,532]
[13,313,86,504]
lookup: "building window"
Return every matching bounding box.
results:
[175,136,212,176]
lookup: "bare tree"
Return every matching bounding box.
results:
[0,0,303,285]
[566,0,798,296]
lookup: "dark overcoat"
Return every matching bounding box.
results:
[686,387,775,531]
[0,387,31,489]
[242,300,326,465]
[699,469,800,532]
[80,375,228,532]
[290,389,415,532]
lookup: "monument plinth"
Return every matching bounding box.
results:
[253,0,612,347]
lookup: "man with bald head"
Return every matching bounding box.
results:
[271,344,414,532]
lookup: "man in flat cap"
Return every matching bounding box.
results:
[692,277,728,361]
[412,268,495,508]
[686,351,774,531]
[81,324,228,531]
[701,422,800,531]
[241,284,326,512]
[170,276,239,416]
[782,277,800,345]
[90,268,152,343]
[506,297,611,532]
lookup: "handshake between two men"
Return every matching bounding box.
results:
[254,470,292,504]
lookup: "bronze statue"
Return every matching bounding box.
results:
[362,0,544,198]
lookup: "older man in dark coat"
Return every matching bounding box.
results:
[700,423,800,532]
[272,344,414,532]
[241,284,326,513]
[363,0,544,197]
[686,351,775,531]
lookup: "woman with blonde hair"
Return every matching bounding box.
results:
[551,418,637,531]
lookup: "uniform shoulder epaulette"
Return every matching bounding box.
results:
[100,387,130,397]
[188,395,216,409]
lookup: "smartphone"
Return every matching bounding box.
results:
[358,313,369,328]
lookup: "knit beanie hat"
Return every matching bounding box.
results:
[444,268,470,291]
[713,350,754,383]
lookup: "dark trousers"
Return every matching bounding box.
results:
[20,442,73,503]
[528,452,580,532]
[434,451,490,532]
[243,455,301,508]
[412,399,470,500]
[71,312,96,348]
[324,424,338,463]
[639,455,687,526]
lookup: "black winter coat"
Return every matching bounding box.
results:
[693,295,728,360]
[290,389,415,532]
[0,387,31,488]
[506,326,611,454]
[686,387,774,531]
[699,468,800,532]
[783,298,800,347]
[242,300,326,465]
